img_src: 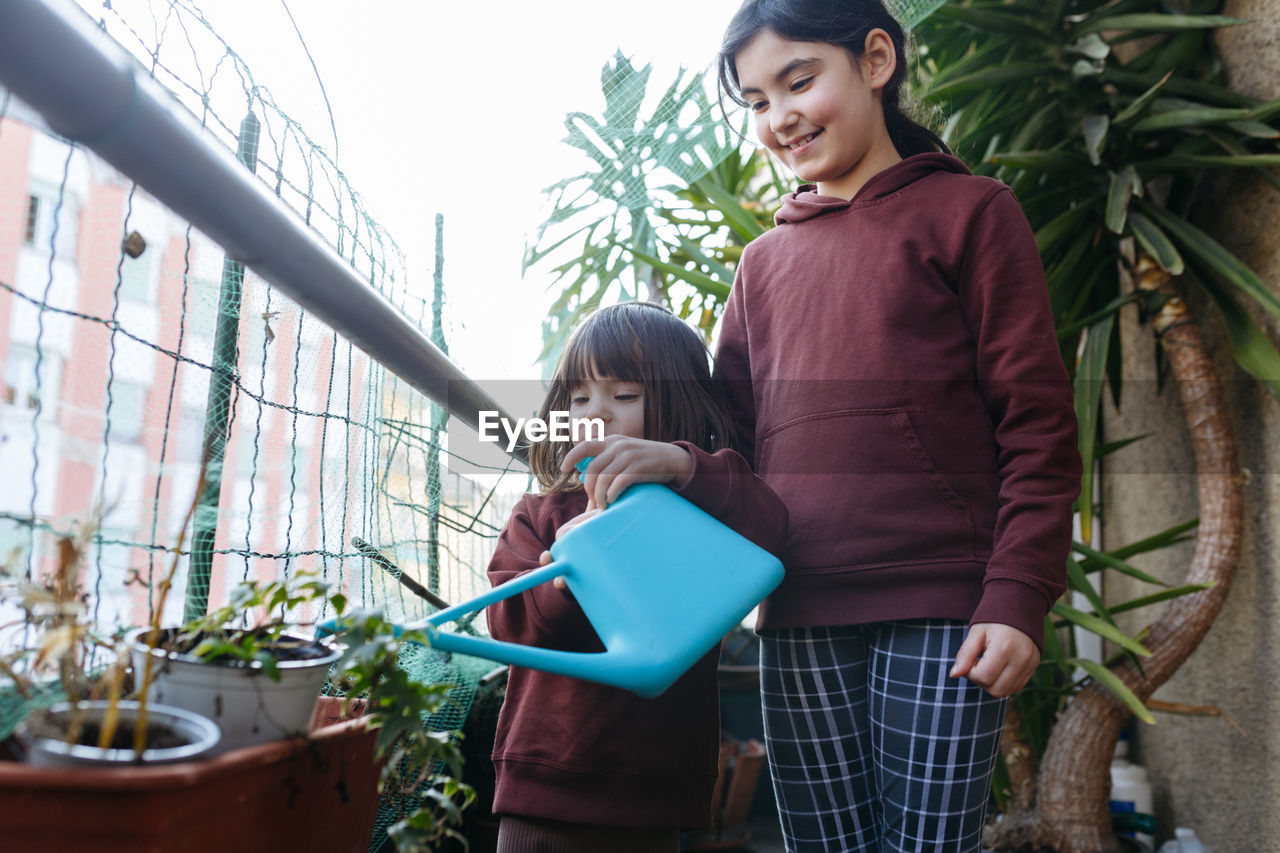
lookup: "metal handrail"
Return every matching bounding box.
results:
[0,0,522,451]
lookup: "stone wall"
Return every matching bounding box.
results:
[1100,2,1280,848]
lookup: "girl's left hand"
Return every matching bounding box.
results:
[949,622,1040,698]
[562,436,694,509]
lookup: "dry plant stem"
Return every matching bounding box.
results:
[986,254,1243,852]
[128,466,208,754]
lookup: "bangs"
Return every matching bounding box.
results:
[560,317,646,385]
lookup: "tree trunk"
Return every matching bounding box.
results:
[986,254,1244,852]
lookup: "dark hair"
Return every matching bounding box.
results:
[529,302,738,493]
[716,0,949,158]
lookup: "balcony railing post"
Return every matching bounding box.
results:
[185,109,260,623]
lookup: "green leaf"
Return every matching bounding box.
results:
[1106,582,1215,616]
[1133,105,1256,133]
[622,245,731,300]
[1074,14,1247,37]
[1066,557,1114,628]
[1101,518,1199,564]
[1192,260,1280,398]
[1052,602,1151,658]
[1128,211,1185,275]
[1034,202,1097,258]
[1071,541,1166,586]
[1075,315,1112,545]
[1114,70,1174,125]
[933,5,1049,38]
[1140,202,1280,320]
[1105,167,1137,233]
[694,177,766,242]
[1143,153,1280,169]
[1065,657,1156,724]
[926,62,1058,102]
[1083,114,1110,165]
[989,151,1090,172]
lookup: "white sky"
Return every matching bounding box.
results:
[195,0,746,383]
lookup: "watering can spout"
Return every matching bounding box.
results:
[399,475,784,698]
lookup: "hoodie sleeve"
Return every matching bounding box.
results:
[485,494,600,650]
[714,261,760,466]
[959,187,1081,649]
[670,442,788,555]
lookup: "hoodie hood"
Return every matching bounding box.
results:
[774,153,972,225]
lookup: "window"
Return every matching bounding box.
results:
[3,345,58,412]
[119,255,152,302]
[106,381,149,444]
[23,195,38,244]
[23,188,79,259]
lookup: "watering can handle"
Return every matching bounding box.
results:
[402,561,569,631]
[398,561,663,690]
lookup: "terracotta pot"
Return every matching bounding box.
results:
[126,626,342,754]
[0,697,379,853]
[17,700,219,767]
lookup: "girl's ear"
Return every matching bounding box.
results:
[862,28,897,91]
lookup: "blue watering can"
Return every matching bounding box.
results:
[396,460,783,698]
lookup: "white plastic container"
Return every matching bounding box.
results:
[1110,758,1155,849]
[1158,827,1209,853]
[127,627,341,754]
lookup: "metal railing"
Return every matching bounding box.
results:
[0,0,519,442]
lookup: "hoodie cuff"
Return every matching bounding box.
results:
[668,442,733,518]
[969,577,1052,654]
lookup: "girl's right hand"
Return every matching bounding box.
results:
[562,435,694,509]
[544,498,602,590]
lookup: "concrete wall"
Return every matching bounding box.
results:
[1100,2,1280,848]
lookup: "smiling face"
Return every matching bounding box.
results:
[734,28,901,200]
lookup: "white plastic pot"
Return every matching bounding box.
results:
[17,700,220,767]
[126,627,341,754]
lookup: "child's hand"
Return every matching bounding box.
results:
[562,436,694,509]
[949,623,1040,698]
[543,499,602,590]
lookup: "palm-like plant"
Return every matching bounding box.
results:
[914,2,1279,850]
[523,52,746,362]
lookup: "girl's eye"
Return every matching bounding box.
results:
[615,394,639,402]
[748,99,767,113]
[570,396,588,406]
[790,76,813,92]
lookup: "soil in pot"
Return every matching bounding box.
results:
[16,700,220,767]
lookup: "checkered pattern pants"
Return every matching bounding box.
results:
[760,620,1008,853]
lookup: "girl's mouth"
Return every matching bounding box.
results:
[786,130,822,156]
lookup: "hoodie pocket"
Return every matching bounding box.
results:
[757,408,974,571]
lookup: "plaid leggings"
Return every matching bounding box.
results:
[760,621,1008,853]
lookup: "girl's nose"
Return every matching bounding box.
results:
[582,398,612,423]
[770,100,798,135]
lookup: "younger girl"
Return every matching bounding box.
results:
[713,1,1081,851]
[485,302,788,853]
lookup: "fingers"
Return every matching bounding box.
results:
[541,550,570,592]
[952,623,1041,698]
[562,437,691,509]
[950,625,986,680]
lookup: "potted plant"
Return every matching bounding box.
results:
[2,516,222,769]
[125,571,344,753]
[0,505,471,852]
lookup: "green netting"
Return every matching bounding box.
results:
[891,0,950,29]
[0,0,529,845]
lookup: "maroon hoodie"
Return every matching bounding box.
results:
[714,153,1080,648]
[486,442,788,829]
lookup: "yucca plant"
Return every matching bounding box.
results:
[914,1,1278,850]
